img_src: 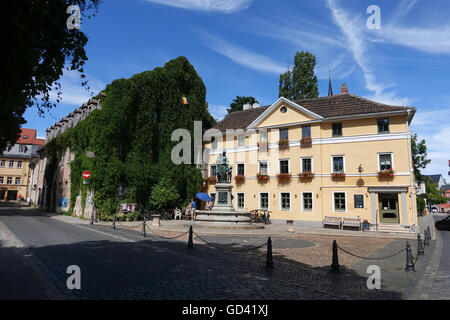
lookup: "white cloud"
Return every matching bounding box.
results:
[49,70,105,106]
[366,91,413,106]
[208,104,228,120]
[389,0,419,26]
[145,0,253,13]
[201,32,286,74]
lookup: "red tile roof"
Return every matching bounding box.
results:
[17,129,46,146]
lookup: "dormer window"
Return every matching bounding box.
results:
[280,106,287,114]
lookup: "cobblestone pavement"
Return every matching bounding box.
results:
[0,207,446,300]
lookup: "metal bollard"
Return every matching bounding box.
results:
[405,241,415,272]
[331,240,340,273]
[112,214,116,229]
[90,211,94,225]
[187,225,193,249]
[423,229,430,246]
[266,237,273,269]
[417,233,424,256]
[141,217,146,236]
[427,226,432,240]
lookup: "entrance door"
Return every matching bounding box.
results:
[6,190,18,201]
[379,194,399,223]
[0,189,6,201]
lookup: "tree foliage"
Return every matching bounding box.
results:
[43,57,214,215]
[278,51,319,101]
[0,0,100,152]
[411,134,431,181]
[227,96,259,114]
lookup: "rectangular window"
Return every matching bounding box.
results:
[354,195,364,208]
[238,134,245,147]
[6,177,12,185]
[259,161,268,174]
[279,160,289,174]
[332,123,342,137]
[379,154,392,170]
[260,130,268,143]
[260,193,269,210]
[210,193,216,204]
[280,193,291,210]
[0,177,3,184]
[210,165,217,177]
[377,118,389,133]
[334,193,346,212]
[19,145,25,152]
[0,160,5,167]
[332,156,344,173]
[237,193,245,209]
[237,163,245,175]
[9,161,14,168]
[302,192,313,211]
[302,125,311,138]
[15,177,21,185]
[17,161,22,168]
[301,158,312,173]
[280,128,288,140]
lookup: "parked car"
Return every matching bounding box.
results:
[435,215,450,231]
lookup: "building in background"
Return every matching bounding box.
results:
[0,129,45,202]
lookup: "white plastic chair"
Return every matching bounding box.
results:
[174,207,182,220]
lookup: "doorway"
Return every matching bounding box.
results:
[6,190,18,201]
[378,193,400,223]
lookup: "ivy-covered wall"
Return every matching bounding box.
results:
[43,57,216,217]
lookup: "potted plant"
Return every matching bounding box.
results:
[300,137,312,146]
[278,139,289,148]
[299,171,314,179]
[208,176,217,183]
[234,174,245,182]
[277,173,292,180]
[331,172,345,178]
[378,168,394,178]
[256,173,269,182]
[257,141,268,150]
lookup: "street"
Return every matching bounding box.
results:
[0,206,448,300]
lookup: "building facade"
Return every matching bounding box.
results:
[0,129,45,202]
[203,87,418,231]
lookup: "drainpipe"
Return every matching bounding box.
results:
[406,110,416,227]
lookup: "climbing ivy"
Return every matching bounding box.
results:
[43,57,216,216]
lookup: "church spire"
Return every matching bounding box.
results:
[328,71,333,96]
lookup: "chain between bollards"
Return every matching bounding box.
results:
[417,233,424,256]
[187,225,193,249]
[266,237,273,269]
[405,241,415,272]
[331,240,340,273]
[112,214,116,229]
[141,216,146,236]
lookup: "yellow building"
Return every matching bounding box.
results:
[203,87,418,232]
[0,129,44,202]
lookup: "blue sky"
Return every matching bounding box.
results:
[24,0,450,180]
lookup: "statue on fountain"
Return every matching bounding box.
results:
[216,151,232,183]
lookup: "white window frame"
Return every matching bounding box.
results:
[301,157,314,173]
[210,165,217,177]
[0,177,3,184]
[236,162,245,176]
[258,160,269,175]
[6,177,12,185]
[331,155,345,173]
[9,161,14,168]
[279,192,291,211]
[237,134,245,147]
[15,177,21,185]
[0,160,5,168]
[236,192,245,209]
[259,192,270,210]
[17,161,22,169]
[333,191,347,213]
[279,159,290,174]
[301,191,314,212]
[377,152,394,171]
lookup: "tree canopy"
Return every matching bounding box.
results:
[0,0,99,152]
[278,51,319,101]
[411,134,431,182]
[43,57,215,216]
[227,96,259,114]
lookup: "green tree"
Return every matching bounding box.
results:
[278,51,319,101]
[425,177,446,205]
[227,96,259,114]
[148,177,180,210]
[0,0,100,152]
[411,134,431,181]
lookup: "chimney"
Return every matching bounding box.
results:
[252,103,260,108]
[243,103,252,110]
[341,84,348,94]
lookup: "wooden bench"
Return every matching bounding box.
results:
[342,217,362,230]
[322,216,342,229]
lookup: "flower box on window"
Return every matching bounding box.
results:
[378,168,394,178]
[234,174,245,182]
[278,139,289,148]
[208,176,217,183]
[300,137,312,146]
[257,142,268,150]
[277,173,292,180]
[256,173,270,181]
[331,172,345,178]
[299,171,314,179]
